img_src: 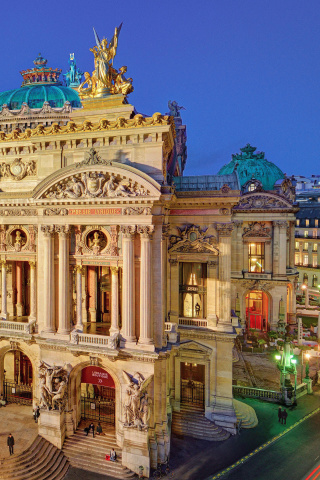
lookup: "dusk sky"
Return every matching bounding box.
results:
[2,0,320,177]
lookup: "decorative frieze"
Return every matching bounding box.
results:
[0,208,37,216]
[169,225,218,254]
[123,206,152,215]
[0,158,36,180]
[243,222,271,238]
[44,208,68,216]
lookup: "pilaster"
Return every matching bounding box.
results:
[57,226,70,335]
[121,226,136,343]
[41,225,55,333]
[138,226,154,346]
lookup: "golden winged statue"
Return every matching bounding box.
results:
[79,23,134,99]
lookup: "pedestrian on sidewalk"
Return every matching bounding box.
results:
[88,422,95,437]
[7,434,14,455]
[281,408,288,425]
[278,406,282,423]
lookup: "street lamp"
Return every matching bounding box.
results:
[275,347,297,405]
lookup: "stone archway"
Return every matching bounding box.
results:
[244,290,272,331]
[67,360,122,439]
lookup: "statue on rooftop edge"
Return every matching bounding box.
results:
[167,100,186,118]
[63,53,83,88]
[78,23,134,99]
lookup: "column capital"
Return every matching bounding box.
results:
[41,225,55,237]
[121,225,136,238]
[232,220,243,228]
[29,261,36,269]
[110,266,119,274]
[75,265,84,274]
[56,225,70,236]
[216,223,234,237]
[137,225,154,239]
[273,220,288,229]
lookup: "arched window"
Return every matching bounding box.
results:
[312,274,318,287]
[303,273,308,285]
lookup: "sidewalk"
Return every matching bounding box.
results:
[169,387,320,480]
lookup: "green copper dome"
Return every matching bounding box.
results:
[0,85,81,111]
[0,54,82,111]
[218,144,284,190]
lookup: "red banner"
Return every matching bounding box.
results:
[81,366,115,388]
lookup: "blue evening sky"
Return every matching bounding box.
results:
[2,0,320,177]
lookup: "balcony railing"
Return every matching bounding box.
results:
[0,319,36,334]
[70,331,119,349]
[178,317,208,328]
[296,263,319,269]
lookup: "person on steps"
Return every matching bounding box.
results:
[7,434,14,455]
[110,448,117,462]
[88,422,95,437]
[96,422,102,435]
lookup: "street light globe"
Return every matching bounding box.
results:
[275,355,281,361]
[301,284,307,290]
[291,359,297,364]
[306,353,311,360]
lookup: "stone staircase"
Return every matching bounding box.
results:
[0,435,69,480]
[62,422,135,478]
[233,398,258,428]
[172,404,230,441]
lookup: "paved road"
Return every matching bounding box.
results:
[218,410,320,480]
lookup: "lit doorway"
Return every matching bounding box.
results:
[80,366,115,424]
[246,290,268,331]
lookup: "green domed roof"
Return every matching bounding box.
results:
[0,54,82,111]
[0,84,81,111]
[218,144,284,190]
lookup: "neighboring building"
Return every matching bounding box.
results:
[0,35,297,477]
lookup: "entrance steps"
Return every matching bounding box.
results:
[172,404,230,441]
[0,435,69,480]
[62,423,135,478]
[233,398,258,428]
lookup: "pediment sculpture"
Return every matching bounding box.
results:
[123,371,153,431]
[169,225,218,254]
[39,361,71,411]
[243,222,271,239]
[42,171,149,199]
[235,194,291,210]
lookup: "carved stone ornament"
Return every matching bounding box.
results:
[221,184,231,194]
[4,226,37,253]
[123,206,152,215]
[169,225,218,254]
[122,371,153,430]
[0,158,36,181]
[121,225,136,238]
[0,208,37,216]
[38,361,71,411]
[241,279,274,292]
[44,208,68,216]
[234,193,291,211]
[76,148,111,168]
[243,222,271,238]
[75,226,111,256]
[137,225,154,238]
[43,171,149,199]
[216,223,234,237]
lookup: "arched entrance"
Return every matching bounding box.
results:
[81,366,115,424]
[3,350,33,405]
[246,290,269,331]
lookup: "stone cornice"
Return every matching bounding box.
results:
[0,112,175,144]
[178,329,236,342]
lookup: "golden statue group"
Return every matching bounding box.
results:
[78,23,134,99]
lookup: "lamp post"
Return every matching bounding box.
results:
[275,346,297,405]
[301,284,309,308]
[305,353,310,379]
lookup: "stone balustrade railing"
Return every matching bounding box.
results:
[178,317,208,328]
[70,330,119,349]
[233,385,282,402]
[0,319,36,334]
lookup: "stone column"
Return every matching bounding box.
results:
[278,221,288,274]
[57,226,70,334]
[1,261,7,319]
[121,226,136,342]
[75,265,83,331]
[110,266,119,335]
[41,226,55,333]
[273,221,280,275]
[216,223,233,325]
[29,261,36,321]
[138,226,154,345]
[232,220,243,276]
[16,261,24,317]
[88,266,97,323]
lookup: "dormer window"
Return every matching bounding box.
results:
[306,219,309,227]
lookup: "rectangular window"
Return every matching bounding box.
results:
[316,220,319,227]
[313,257,318,267]
[248,243,265,273]
[295,241,299,249]
[179,263,207,318]
[296,220,300,226]
[313,230,317,238]
[304,231,309,238]
[314,244,318,251]
[306,219,310,227]
[304,242,308,250]
[303,254,309,266]
[295,253,300,264]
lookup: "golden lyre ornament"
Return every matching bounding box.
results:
[78,23,134,99]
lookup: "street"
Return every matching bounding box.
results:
[220,410,320,480]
